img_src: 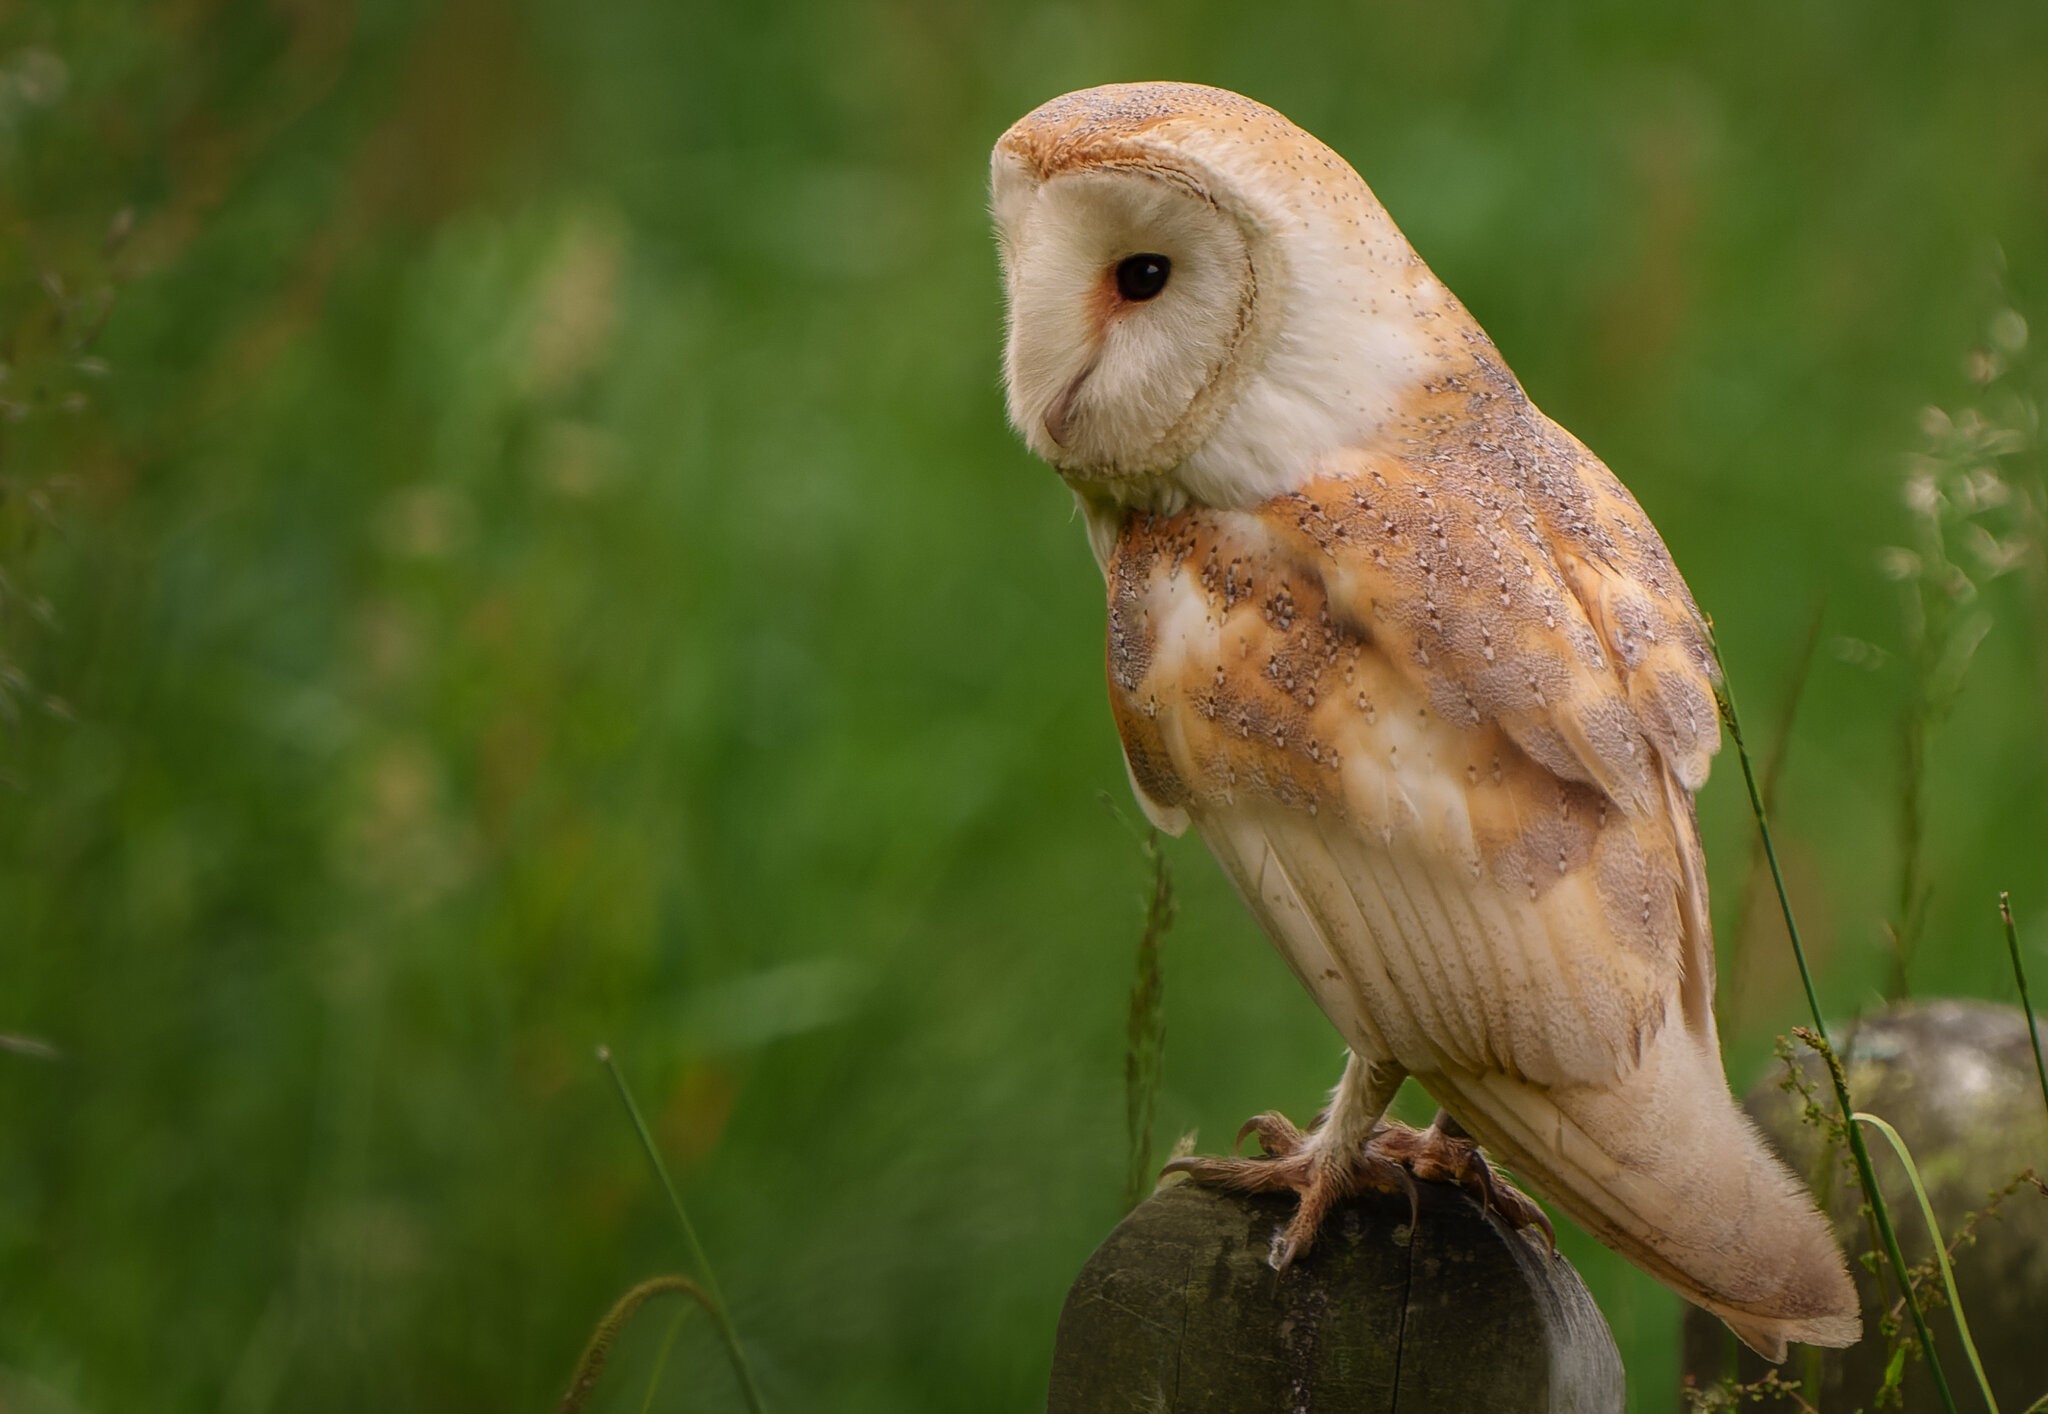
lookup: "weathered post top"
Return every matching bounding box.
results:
[1049,1179,1622,1412]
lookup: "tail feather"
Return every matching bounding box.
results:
[1427,1028,1860,1361]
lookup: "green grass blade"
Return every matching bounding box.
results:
[1123,833,1175,1211]
[1712,625,1960,1414]
[1708,632,1828,1038]
[2001,893,2048,1127]
[639,1308,688,1414]
[1854,1112,1999,1414]
[559,1274,717,1414]
[599,1046,768,1414]
[1723,596,1826,1032]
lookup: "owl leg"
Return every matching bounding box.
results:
[1375,1109,1556,1254]
[1161,1052,1414,1270]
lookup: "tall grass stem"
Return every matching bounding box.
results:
[599,1046,767,1414]
[1711,627,1960,1414]
[1122,833,1175,1211]
[1853,1112,1999,1414]
[1724,597,1826,1030]
[2001,893,2048,1127]
[639,1310,688,1414]
[559,1275,718,1414]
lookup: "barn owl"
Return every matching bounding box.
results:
[991,82,1859,1360]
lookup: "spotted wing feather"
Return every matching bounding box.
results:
[1104,433,1716,1085]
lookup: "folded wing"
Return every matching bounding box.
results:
[1105,433,1713,1087]
[1101,415,1856,1354]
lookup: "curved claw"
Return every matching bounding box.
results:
[1234,1111,1306,1156]
[1479,1175,1556,1255]
[1390,1156,1422,1233]
[1166,1108,1553,1267]
[1160,1148,1314,1195]
[1416,1129,1557,1256]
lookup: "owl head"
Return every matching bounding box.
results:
[992,82,1473,510]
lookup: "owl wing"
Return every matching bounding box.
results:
[1104,430,1721,1087]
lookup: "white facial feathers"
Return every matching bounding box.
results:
[992,83,1470,511]
[995,165,1253,480]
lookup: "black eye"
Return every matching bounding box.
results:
[1115,253,1172,303]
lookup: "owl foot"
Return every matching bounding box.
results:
[1372,1117,1556,1255]
[1160,1110,1552,1268]
[1161,1112,1423,1270]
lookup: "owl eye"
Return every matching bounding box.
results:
[1114,253,1172,303]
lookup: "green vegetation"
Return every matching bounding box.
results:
[1716,641,1959,1411]
[3,3,2046,1410]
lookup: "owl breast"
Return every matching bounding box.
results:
[1108,505,1616,912]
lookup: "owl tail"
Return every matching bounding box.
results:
[1428,1026,1861,1362]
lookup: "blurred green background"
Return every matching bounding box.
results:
[3,2,2046,1410]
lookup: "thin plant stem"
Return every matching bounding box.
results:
[1893,699,1930,1000]
[1798,1030,1960,1414]
[2002,893,2048,1127]
[1711,626,1960,1414]
[639,1308,688,1414]
[1854,1112,1999,1414]
[1123,832,1175,1211]
[598,1046,768,1414]
[1725,597,1826,1031]
[1710,632,1827,1031]
[559,1275,717,1414]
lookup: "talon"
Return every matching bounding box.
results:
[1167,1106,1552,1263]
[1489,1184,1556,1254]
[1414,1123,1555,1253]
[1160,1147,1315,1195]
[1392,1160,1421,1232]
[1158,1154,1228,1185]
[1235,1111,1305,1156]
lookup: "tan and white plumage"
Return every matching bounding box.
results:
[993,81,1858,1359]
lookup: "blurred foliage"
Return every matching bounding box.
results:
[2,2,2046,1411]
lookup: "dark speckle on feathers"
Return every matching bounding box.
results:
[1095,333,1718,1080]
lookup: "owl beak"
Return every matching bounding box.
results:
[1042,356,1097,449]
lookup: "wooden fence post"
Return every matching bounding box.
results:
[1049,1178,1622,1412]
